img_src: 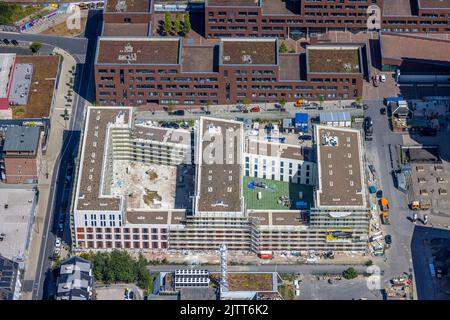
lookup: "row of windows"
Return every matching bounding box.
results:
[76,227,167,234]
[79,241,167,249]
[78,233,167,240]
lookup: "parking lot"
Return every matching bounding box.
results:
[295,274,383,300]
[0,187,36,264]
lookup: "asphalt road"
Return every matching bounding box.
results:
[364,100,415,280]
[0,31,88,63]
[148,264,369,274]
[26,10,103,300]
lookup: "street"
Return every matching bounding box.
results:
[364,100,415,282]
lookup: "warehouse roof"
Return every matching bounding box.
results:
[315,125,366,208]
[3,126,40,153]
[381,33,450,66]
[96,38,180,65]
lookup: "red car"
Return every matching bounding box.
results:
[250,106,261,112]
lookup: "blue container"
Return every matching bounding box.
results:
[296,201,308,209]
[369,186,377,194]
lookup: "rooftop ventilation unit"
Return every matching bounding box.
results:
[322,134,338,147]
[242,54,252,64]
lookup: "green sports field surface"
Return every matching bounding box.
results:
[243,176,313,210]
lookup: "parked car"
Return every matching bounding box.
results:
[419,127,437,136]
[11,39,18,46]
[161,122,179,129]
[171,110,185,116]
[385,235,392,245]
[376,190,383,199]
[250,106,261,113]
[380,74,386,82]
[3,39,10,45]
[55,238,61,248]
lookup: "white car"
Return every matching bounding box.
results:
[55,238,61,248]
[380,74,386,82]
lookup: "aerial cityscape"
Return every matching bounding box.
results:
[0,0,449,304]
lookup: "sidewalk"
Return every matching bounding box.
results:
[21,48,78,300]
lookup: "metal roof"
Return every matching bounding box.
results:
[319,111,351,122]
[2,126,40,153]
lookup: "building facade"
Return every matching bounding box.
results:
[72,107,369,253]
[95,37,366,106]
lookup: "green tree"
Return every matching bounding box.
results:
[279,42,288,54]
[342,267,358,280]
[182,12,191,35]
[319,95,325,107]
[164,12,172,35]
[355,96,363,106]
[29,42,42,54]
[242,97,250,111]
[174,13,181,35]
[365,260,373,267]
[279,98,287,108]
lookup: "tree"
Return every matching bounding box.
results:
[279,98,287,108]
[182,12,191,35]
[164,12,172,35]
[174,13,181,35]
[319,95,325,107]
[242,97,250,111]
[355,96,363,106]
[279,42,288,54]
[29,42,42,54]
[342,267,358,280]
[365,260,373,267]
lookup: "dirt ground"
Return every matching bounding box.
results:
[41,17,87,37]
[12,55,60,119]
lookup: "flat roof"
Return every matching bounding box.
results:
[249,211,306,226]
[279,54,301,80]
[418,0,450,8]
[245,139,310,161]
[76,107,131,212]
[381,33,450,65]
[207,0,260,7]
[97,38,180,65]
[13,56,59,119]
[133,125,191,145]
[307,46,361,74]
[125,210,186,225]
[181,45,216,73]
[0,54,15,99]
[195,117,244,213]
[315,125,366,208]
[382,0,413,16]
[3,126,40,153]
[103,23,149,36]
[221,39,277,65]
[105,0,151,12]
[8,63,33,106]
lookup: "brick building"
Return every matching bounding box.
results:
[95,37,367,106]
[1,126,42,184]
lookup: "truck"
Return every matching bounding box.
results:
[258,250,273,259]
[380,197,390,225]
[410,201,431,210]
